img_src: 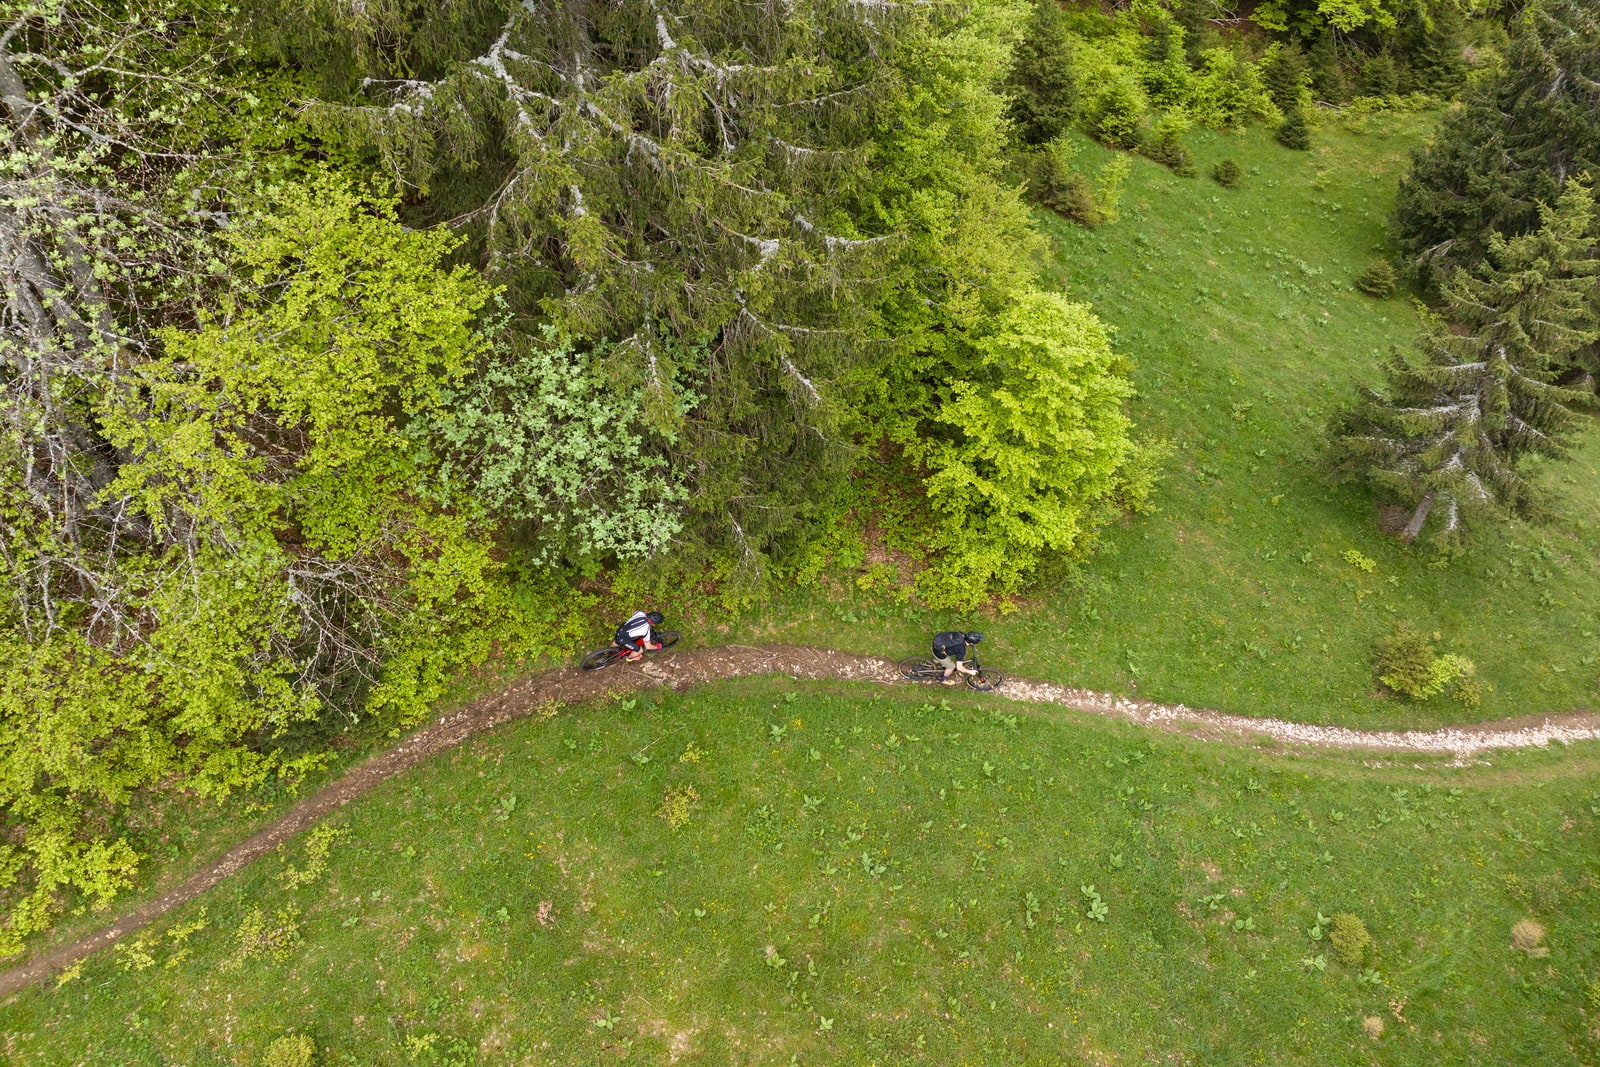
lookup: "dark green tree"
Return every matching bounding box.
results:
[1308,32,1348,103]
[1331,182,1600,541]
[1008,0,1078,145]
[1261,39,1310,113]
[1360,52,1398,97]
[1407,2,1467,97]
[1394,0,1600,282]
[1276,108,1311,150]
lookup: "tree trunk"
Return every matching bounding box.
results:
[1400,489,1435,542]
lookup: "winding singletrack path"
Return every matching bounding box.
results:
[5,642,1600,998]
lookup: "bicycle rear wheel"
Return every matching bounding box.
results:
[968,668,1003,692]
[581,646,623,671]
[898,656,941,682]
[650,631,681,651]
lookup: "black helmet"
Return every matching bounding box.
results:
[646,611,664,626]
[966,632,983,644]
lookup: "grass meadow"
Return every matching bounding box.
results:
[733,111,1600,731]
[10,679,1598,1064]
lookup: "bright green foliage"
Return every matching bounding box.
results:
[1328,912,1372,965]
[1007,0,1078,145]
[908,290,1147,607]
[1144,112,1198,177]
[1070,15,1276,135]
[1082,75,1150,150]
[423,324,697,567]
[263,1033,317,1067]
[1329,181,1599,541]
[1395,0,1600,281]
[0,177,554,955]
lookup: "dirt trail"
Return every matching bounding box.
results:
[4,642,1598,998]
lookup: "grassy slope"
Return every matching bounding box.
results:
[12,679,1597,1065]
[736,113,1600,730]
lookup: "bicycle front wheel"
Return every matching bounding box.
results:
[898,656,940,682]
[650,631,681,651]
[968,668,1003,692]
[581,646,623,671]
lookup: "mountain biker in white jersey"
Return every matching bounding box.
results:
[615,610,665,662]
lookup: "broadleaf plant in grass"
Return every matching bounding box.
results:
[1328,180,1600,542]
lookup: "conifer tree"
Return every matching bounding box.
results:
[1261,39,1310,114]
[1395,0,1600,282]
[1332,182,1600,541]
[1008,0,1078,145]
[1408,2,1467,97]
[1308,32,1348,103]
[1275,108,1311,150]
[285,0,935,568]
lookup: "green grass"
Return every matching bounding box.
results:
[14,679,1598,1064]
[732,112,1600,730]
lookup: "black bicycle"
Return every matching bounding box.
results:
[897,653,1003,692]
[580,631,681,671]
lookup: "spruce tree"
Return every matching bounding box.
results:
[1008,0,1078,145]
[1408,2,1467,98]
[1360,53,1398,98]
[1308,32,1348,103]
[1275,108,1311,150]
[1332,182,1600,541]
[1261,39,1310,114]
[1395,0,1600,282]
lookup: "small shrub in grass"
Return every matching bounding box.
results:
[1329,912,1371,966]
[1355,258,1397,297]
[656,785,700,830]
[1276,109,1311,150]
[1511,918,1548,958]
[1211,158,1241,188]
[1144,113,1196,177]
[265,1032,316,1067]
[1374,626,1473,700]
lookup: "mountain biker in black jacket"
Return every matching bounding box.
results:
[931,631,983,684]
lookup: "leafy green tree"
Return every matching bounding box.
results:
[906,290,1153,606]
[1331,182,1600,541]
[1394,0,1600,282]
[1008,0,1079,145]
[423,323,699,566]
